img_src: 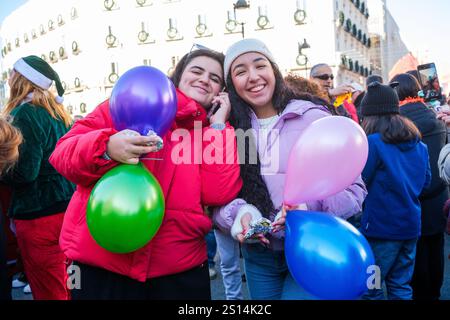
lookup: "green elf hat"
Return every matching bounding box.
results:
[13,55,65,104]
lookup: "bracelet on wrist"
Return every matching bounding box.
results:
[210,123,226,130]
[102,151,112,161]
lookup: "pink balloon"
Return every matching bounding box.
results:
[283,116,368,205]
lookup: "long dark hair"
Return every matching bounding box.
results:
[169,49,225,88]
[227,60,328,217]
[363,114,422,144]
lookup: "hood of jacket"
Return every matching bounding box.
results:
[173,88,208,130]
[400,101,446,137]
[396,138,420,152]
[249,98,331,129]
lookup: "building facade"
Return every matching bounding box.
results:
[368,0,409,81]
[333,0,372,85]
[1,0,373,116]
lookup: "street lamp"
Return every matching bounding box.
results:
[233,0,250,39]
[296,38,310,67]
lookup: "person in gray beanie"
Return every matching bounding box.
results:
[213,38,367,300]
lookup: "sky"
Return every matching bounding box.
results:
[0,0,27,25]
[386,0,450,79]
[1,0,449,78]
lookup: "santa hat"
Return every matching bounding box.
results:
[13,55,65,103]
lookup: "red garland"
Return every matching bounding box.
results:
[399,97,425,106]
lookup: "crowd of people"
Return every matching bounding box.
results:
[0,37,449,301]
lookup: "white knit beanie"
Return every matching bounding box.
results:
[224,38,275,81]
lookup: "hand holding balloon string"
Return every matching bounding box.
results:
[235,203,306,245]
[106,129,163,165]
[272,203,307,233]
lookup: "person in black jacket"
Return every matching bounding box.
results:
[390,73,448,300]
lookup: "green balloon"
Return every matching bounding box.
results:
[87,163,165,253]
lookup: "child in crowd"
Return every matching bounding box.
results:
[359,82,431,300]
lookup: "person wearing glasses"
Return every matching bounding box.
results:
[310,64,354,99]
[214,39,367,300]
[49,48,242,300]
[310,64,359,122]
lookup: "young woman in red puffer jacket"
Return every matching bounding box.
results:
[49,49,242,300]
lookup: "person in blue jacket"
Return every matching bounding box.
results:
[359,82,431,300]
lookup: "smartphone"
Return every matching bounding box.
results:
[210,87,226,115]
[417,63,442,102]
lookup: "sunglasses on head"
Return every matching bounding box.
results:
[183,43,221,70]
[187,43,221,58]
[314,74,334,81]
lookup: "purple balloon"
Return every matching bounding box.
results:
[110,66,177,136]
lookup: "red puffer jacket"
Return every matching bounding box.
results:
[49,89,242,282]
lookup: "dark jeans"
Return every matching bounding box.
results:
[362,238,417,300]
[206,230,217,268]
[71,261,211,300]
[0,214,11,300]
[411,233,445,300]
[241,243,316,300]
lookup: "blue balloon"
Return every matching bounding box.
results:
[285,210,375,300]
